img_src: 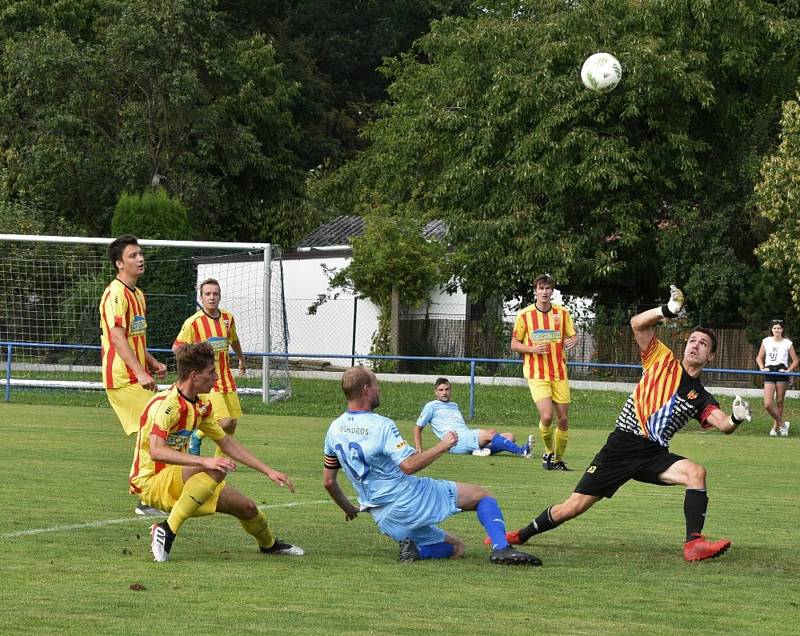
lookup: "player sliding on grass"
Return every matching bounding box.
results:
[323,366,542,566]
[490,286,752,562]
[414,377,532,458]
[130,342,303,562]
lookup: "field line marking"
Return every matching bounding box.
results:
[1,498,333,540]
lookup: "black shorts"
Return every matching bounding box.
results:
[764,364,789,384]
[574,430,685,499]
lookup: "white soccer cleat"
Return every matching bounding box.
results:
[781,422,791,437]
[472,448,492,457]
[150,521,174,562]
[769,428,778,437]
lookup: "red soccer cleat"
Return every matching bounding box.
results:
[483,530,522,547]
[683,534,731,562]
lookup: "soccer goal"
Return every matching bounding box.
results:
[0,234,291,402]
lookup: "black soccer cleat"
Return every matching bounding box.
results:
[150,521,175,563]
[550,460,571,471]
[260,539,305,556]
[490,546,542,566]
[398,537,420,562]
[542,452,554,470]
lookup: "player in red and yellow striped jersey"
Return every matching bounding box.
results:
[136,342,304,562]
[172,278,246,456]
[511,274,578,470]
[101,235,168,517]
[498,286,751,562]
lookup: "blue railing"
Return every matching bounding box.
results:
[2,340,798,419]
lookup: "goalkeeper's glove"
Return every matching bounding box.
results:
[661,285,685,319]
[731,395,751,426]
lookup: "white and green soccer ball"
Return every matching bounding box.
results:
[581,52,622,93]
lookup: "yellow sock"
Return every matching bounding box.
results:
[167,472,218,534]
[195,429,206,440]
[554,427,569,462]
[539,422,554,455]
[239,510,275,549]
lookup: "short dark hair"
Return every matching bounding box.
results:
[769,319,785,336]
[341,366,375,400]
[175,342,215,380]
[689,326,717,354]
[434,377,450,388]
[534,273,555,289]
[199,278,220,294]
[108,234,140,267]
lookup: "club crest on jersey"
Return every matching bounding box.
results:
[553,314,561,330]
[223,319,230,329]
[687,390,698,400]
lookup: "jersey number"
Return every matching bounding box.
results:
[335,442,370,482]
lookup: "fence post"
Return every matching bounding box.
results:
[5,344,12,402]
[351,296,358,367]
[469,360,476,420]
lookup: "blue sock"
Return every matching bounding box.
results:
[488,433,525,455]
[476,497,509,550]
[417,542,455,559]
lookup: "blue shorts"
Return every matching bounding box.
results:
[370,477,460,546]
[449,428,480,454]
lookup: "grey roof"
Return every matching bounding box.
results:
[296,215,447,248]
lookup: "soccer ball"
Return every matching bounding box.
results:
[581,52,622,93]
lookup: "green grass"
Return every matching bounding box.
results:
[1,395,798,635]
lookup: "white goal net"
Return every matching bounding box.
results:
[0,234,291,402]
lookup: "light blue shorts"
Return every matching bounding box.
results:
[370,477,460,546]
[449,428,480,454]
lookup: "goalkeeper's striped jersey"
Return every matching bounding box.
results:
[324,410,417,510]
[173,308,240,393]
[99,278,148,389]
[614,337,719,447]
[129,384,225,494]
[513,303,575,381]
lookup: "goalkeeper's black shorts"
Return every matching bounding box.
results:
[574,430,685,499]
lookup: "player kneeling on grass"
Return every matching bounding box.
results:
[129,342,303,562]
[323,366,541,566]
[489,286,751,562]
[415,377,532,458]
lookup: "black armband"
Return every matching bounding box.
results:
[660,304,677,319]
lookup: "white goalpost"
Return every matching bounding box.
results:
[0,234,291,403]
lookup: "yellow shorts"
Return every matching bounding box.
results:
[528,378,571,404]
[106,384,154,436]
[203,390,243,423]
[140,465,225,516]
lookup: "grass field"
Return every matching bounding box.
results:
[2,384,798,635]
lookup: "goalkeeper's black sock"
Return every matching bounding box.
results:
[684,488,708,541]
[519,506,560,543]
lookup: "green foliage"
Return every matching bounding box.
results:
[0,0,305,244]
[111,188,190,240]
[321,0,799,319]
[110,187,195,348]
[755,96,800,312]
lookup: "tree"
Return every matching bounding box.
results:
[319,0,800,320]
[754,96,800,314]
[0,0,306,244]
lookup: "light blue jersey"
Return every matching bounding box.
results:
[416,400,479,454]
[324,409,460,545]
[324,410,417,509]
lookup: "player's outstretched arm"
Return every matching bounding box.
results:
[217,435,296,492]
[631,285,685,351]
[704,396,751,434]
[399,431,457,475]
[322,466,359,521]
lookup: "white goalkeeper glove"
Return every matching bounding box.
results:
[731,395,751,426]
[661,285,685,318]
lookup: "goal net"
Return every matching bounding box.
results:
[0,235,291,402]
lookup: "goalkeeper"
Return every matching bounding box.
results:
[492,286,751,562]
